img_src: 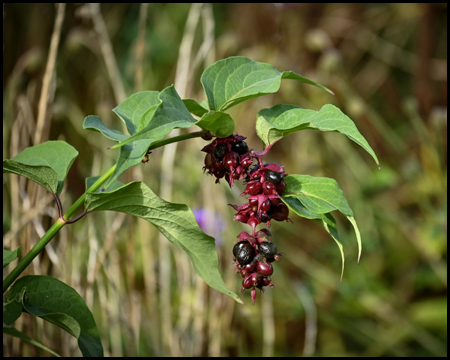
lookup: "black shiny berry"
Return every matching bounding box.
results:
[214,142,228,160]
[236,242,255,266]
[265,170,284,186]
[258,241,278,258]
[231,140,248,155]
[233,241,249,258]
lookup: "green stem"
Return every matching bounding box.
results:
[3,130,206,294]
[146,130,205,152]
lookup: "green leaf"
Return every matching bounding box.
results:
[85,181,243,304]
[3,247,21,268]
[4,275,103,357]
[113,91,160,135]
[183,98,209,117]
[106,139,152,188]
[83,115,130,142]
[256,104,379,166]
[3,325,61,357]
[3,141,79,195]
[201,56,333,112]
[284,174,353,216]
[196,111,235,138]
[111,85,197,149]
[82,116,152,188]
[283,174,361,268]
[282,197,345,280]
[3,287,26,325]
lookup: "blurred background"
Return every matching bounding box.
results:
[3,3,447,357]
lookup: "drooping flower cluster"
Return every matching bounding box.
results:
[232,230,283,304]
[201,134,253,187]
[202,133,291,304]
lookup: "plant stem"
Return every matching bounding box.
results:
[3,130,206,293]
[146,130,205,152]
[3,165,117,294]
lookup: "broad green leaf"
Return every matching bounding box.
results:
[3,325,61,357]
[3,141,79,195]
[282,197,345,280]
[256,104,379,166]
[283,174,361,266]
[201,56,333,112]
[111,85,197,149]
[83,115,129,142]
[196,111,235,138]
[85,181,243,304]
[4,275,103,357]
[113,91,160,135]
[3,161,58,194]
[3,247,21,268]
[183,98,209,117]
[284,174,353,216]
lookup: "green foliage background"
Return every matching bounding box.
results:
[3,3,447,357]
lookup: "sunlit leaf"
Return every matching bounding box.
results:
[256,104,379,166]
[201,56,333,112]
[111,85,197,149]
[113,91,160,135]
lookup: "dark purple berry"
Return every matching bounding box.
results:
[258,241,278,258]
[242,275,254,289]
[245,181,262,195]
[204,153,213,169]
[231,140,248,155]
[260,199,271,212]
[265,170,284,186]
[223,151,239,169]
[214,142,227,160]
[271,204,289,221]
[256,261,274,276]
[236,242,255,265]
[212,159,225,171]
[259,213,271,222]
[233,241,250,258]
[263,181,275,195]
[249,198,258,207]
[276,182,286,194]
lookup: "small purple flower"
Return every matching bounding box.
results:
[193,208,225,246]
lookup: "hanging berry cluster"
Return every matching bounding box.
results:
[202,133,291,304]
